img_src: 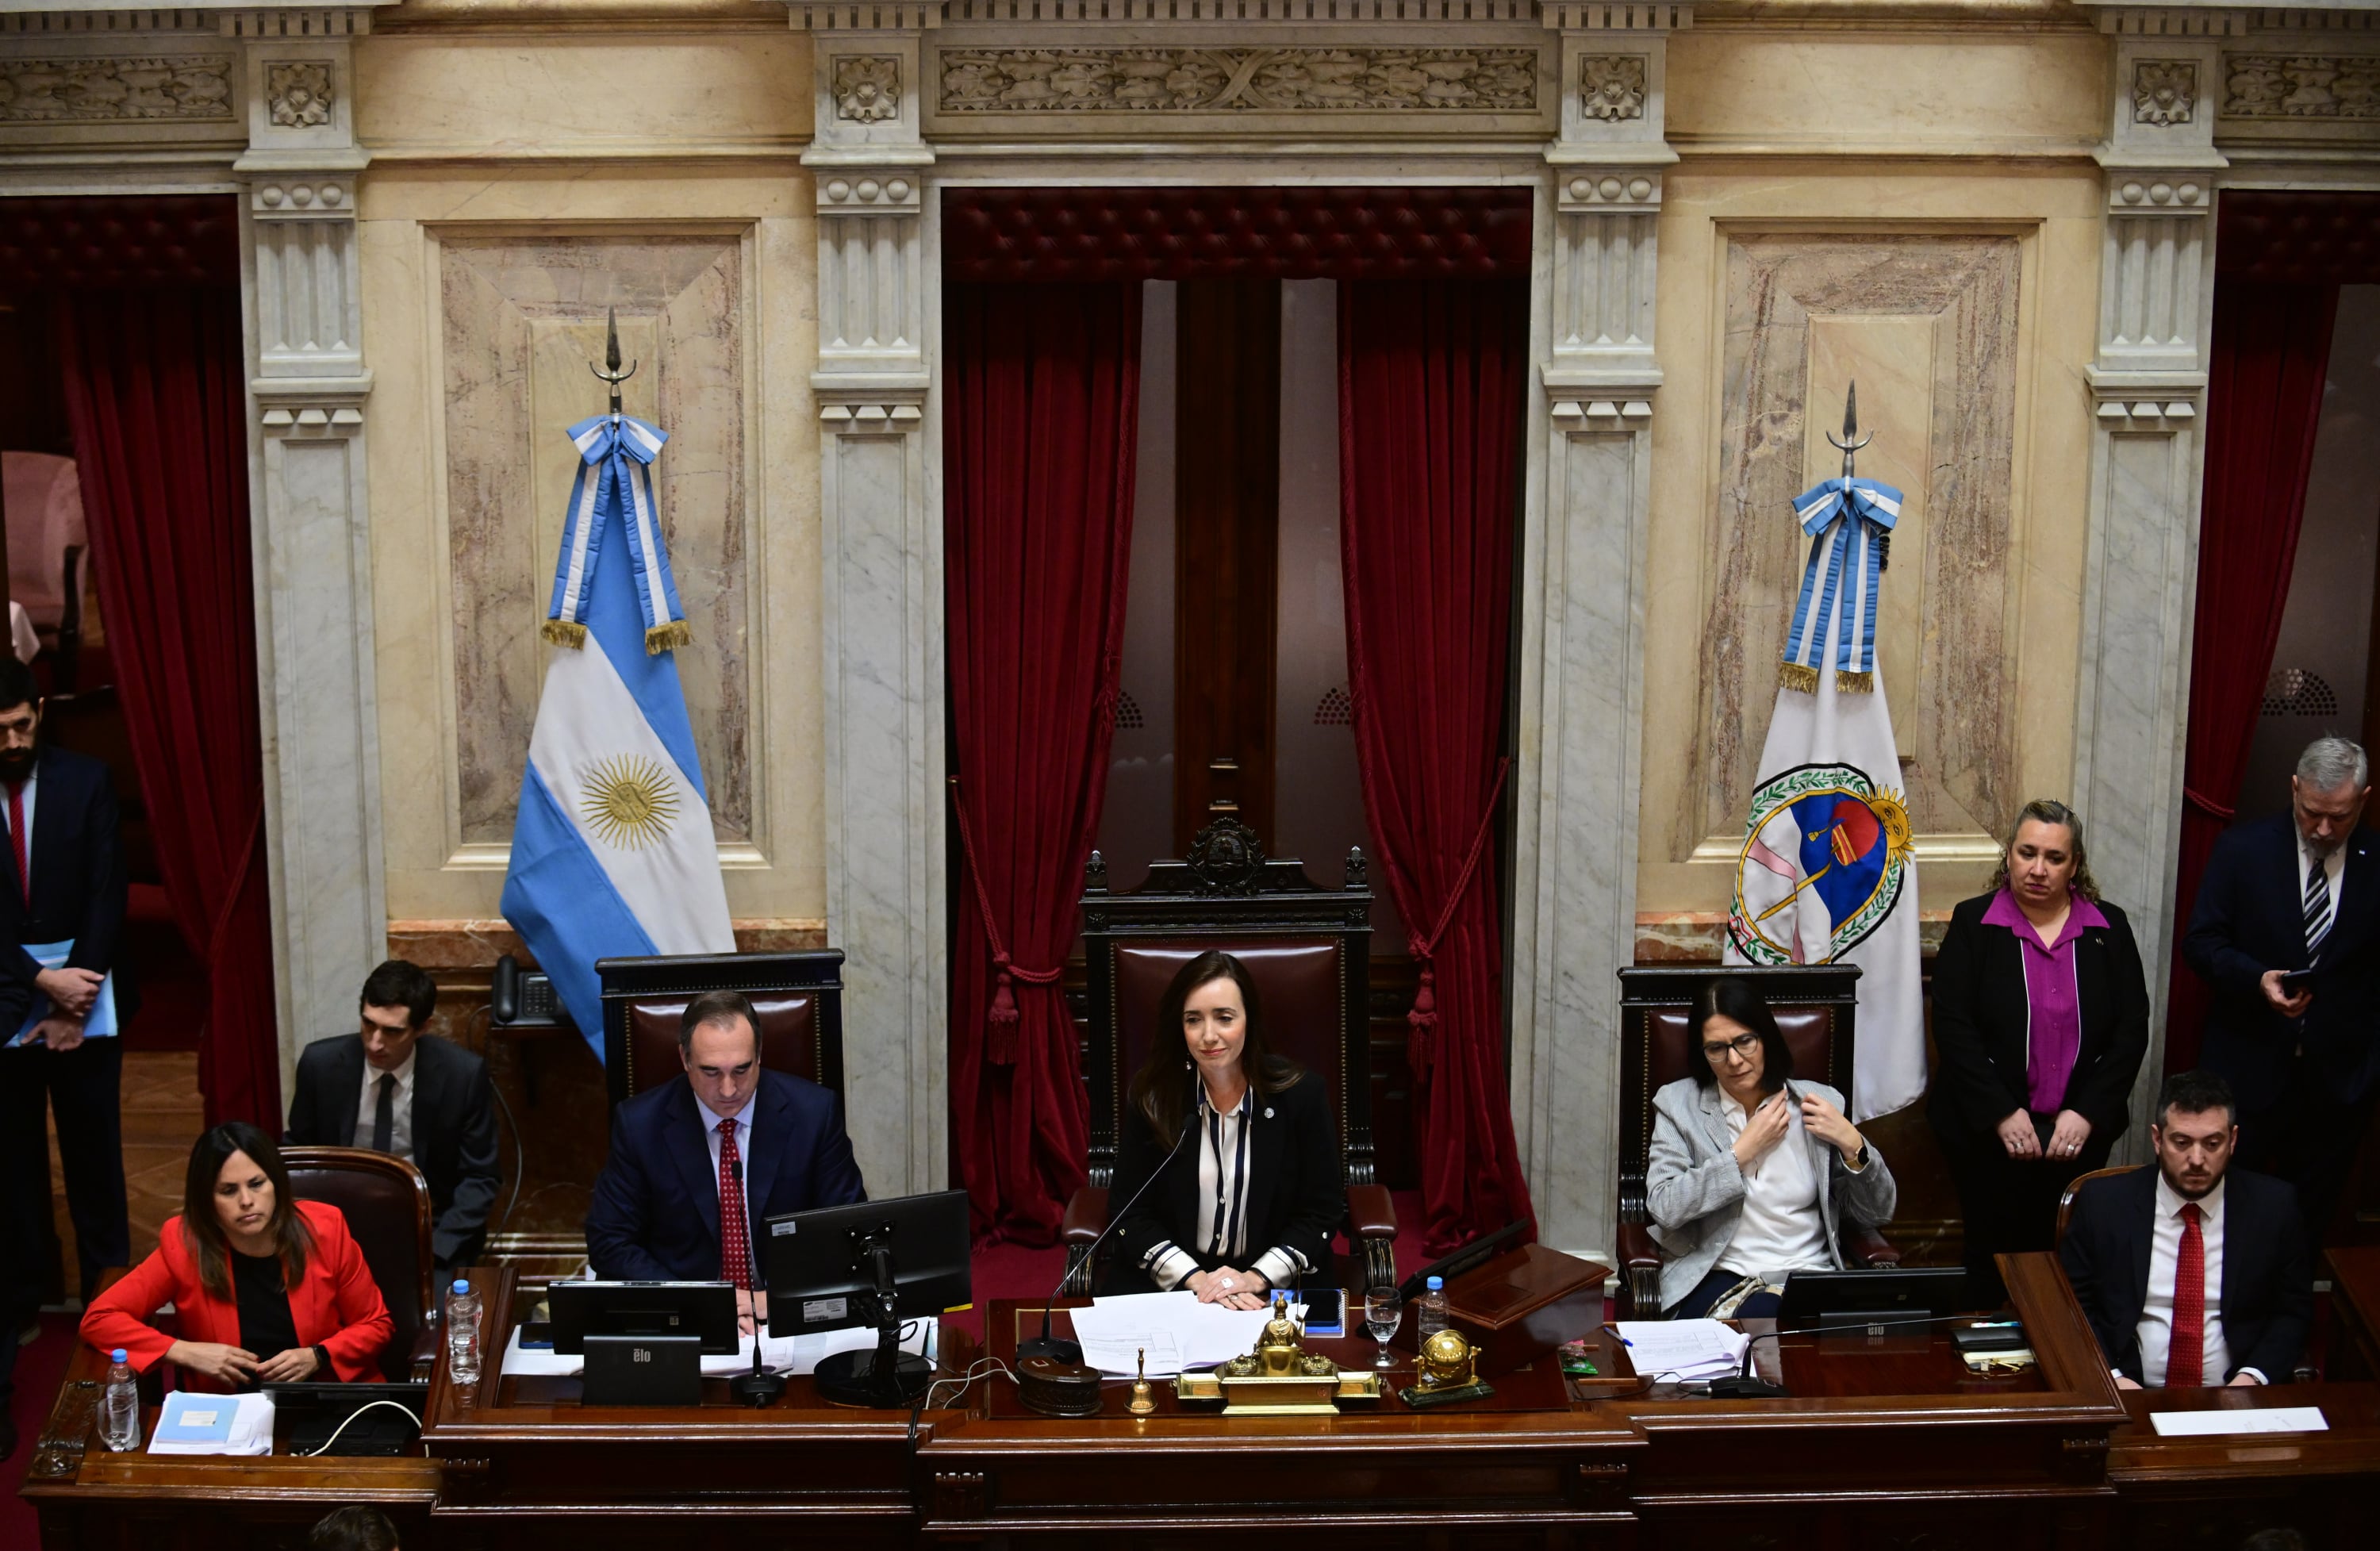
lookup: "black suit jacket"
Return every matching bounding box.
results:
[283,1033,501,1267]
[2182,812,2380,1110]
[1106,1069,1342,1291]
[3,744,135,1020]
[2058,1164,2310,1384]
[584,1069,866,1284]
[1925,891,2151,1144]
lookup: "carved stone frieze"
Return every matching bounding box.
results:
[0,55,234,121]
[266,60,332,127]
[1578,55,1646,122]
[2130,60,2194,126]
[2222,54,2380,118]
[937,47,1537,114]
[835,55,900,122]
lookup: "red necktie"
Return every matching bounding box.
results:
[8,781,25,907]
[2168,1202,2205,1388]
[716,1117,750,1290]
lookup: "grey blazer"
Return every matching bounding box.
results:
[1644,1076,1898,1313]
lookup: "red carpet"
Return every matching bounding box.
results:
[3,1313,80,1546]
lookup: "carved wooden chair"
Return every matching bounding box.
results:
[596,950,847,1111]
[1615,964,1900,1317]
[280,1146,438,1381]
[1060,818,1398,1295]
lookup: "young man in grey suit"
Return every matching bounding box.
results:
[284,959,501,1272]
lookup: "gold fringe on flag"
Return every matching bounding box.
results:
[645,620,692,655]
[1835,670,1875,694]
[541,618,588,650]
[1778,661,1820,695]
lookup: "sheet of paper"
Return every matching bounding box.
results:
[1610,1319,1752,1382]
[501,1321,933,1380]
[1073,1291,1304,1372]
[1076,1332,1184,1378]
[2148,1405,2328,1437]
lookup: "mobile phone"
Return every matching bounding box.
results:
[2278,969,2315,996]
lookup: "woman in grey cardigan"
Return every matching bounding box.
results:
[1645,978,1898,1318]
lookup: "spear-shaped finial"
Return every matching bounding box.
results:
[590,305,638,415]
[1826,380,1871,479]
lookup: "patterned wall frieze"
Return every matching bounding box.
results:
[937,46,1539,115]
[0,53,235,123]
[2221,52,2380,119]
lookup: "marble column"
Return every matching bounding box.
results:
[800,22,947,1197]
[234,17,389,1085]
[1507,20,1679,1258]
[2068,25,2225,1158]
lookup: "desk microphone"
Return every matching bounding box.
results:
[1019,1112,1200,1364]
[1706,1311,2015,1399]
[723,1156,787,1407]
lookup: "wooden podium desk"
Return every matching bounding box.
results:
[2107,1381,2379,1549]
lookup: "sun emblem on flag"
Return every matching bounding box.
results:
[579,754,680,849]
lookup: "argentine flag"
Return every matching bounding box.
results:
[500,413,734,1054]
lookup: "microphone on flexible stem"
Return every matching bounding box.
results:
[1019,1114,1200,1364]
[723,1155,787,1407]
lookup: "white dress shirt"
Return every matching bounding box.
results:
[1142,1086,1305,1293]
[1715,1092,1832,1278]
[2299,834,2345,950]
[697,1091,760,1276]
[2136,1173,2263,1386]
[355,1047,417,1162]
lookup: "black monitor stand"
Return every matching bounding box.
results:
[813,1227,934,1408]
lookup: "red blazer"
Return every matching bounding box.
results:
[81,1199,394,1388]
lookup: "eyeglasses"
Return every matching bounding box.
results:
[1701,1031,1761,1062]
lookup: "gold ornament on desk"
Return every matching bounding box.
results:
[1128,1347,1157,1415]
[1398,1327,1496,1409]
[1173,1294,1383,1415]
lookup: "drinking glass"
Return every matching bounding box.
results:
[1363,1287,1403,1369]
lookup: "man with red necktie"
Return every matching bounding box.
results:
[2059,1069,2311,1388]
[585,989,866,1335]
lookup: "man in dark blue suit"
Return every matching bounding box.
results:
[2182,735,2376,1253]
[585,989,865,1332]
[0,655,129,1459]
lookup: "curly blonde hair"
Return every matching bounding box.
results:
[1986,798,2100,901]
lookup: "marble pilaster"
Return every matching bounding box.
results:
[798,15,946,1199]
[1506,10,1680,1260]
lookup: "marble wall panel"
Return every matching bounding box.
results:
[440,233,752,849]
[1684,232,2021,858]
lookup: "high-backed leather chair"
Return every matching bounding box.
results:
[1061,818,1397,1294]
[280,1146,435,1381]
[595,950,846,1111]
[1615,964,1900,1316]
[2056,1164,2140,1245]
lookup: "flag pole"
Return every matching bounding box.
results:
[589,306,636,415]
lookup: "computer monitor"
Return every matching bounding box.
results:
[762,1189,970,1406]
[1778,1266,1972,1327]
[547,1280,743,1357]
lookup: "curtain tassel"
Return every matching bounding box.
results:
[1406,961,1437,1080]
[986,953,1020,1064]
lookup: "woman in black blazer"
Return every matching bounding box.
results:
[1104,950,1343,1307]
[1928,798,2149,1307]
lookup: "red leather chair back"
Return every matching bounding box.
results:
[280,1146,432,1383]
[597,951,846,1112]
[1113,938,1349,1131]
[1641,1005,1840,1092]
[622,993,823,1098]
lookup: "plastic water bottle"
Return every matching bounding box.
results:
[1417,1276,1449,1342]
[446,1280,482,1386]
[102,1348,140,1452]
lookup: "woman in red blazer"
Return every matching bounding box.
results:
[83,1122,393,1390]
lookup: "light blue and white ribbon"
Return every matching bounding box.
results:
[1783,476,1904,689]
[546,413,688,655]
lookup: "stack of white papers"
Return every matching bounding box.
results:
[2148,1406,2328,1437]
[1068,1292,1303,1377]
[148,1391,275,1456]
[1610,1320,1752,1384]
[501,1321,935,1380]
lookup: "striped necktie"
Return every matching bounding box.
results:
[2305,854,2333,957]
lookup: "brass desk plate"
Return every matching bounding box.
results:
[1176,1369,1384,1415]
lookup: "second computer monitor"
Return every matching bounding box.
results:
[762,1189,971,1338]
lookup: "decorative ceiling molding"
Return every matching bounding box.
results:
[0,6,390,38]
[938,45,1540,115]
[793,0,1687,29]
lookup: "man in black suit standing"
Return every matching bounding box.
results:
[284,958,501,1272]
[2182,735,2377,1250]
[2060,1070,2309,1387]
[0,654,128,1459]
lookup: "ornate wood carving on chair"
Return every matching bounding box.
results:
[595,950,848,1111]
[1061,817,1397,1295]
[1615,964,1901,1317]
[280,1146,436,1381]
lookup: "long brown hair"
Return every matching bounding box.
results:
[180,1122,313,1302]
[1986,797,2102,901]
[1127,950,1304,1148]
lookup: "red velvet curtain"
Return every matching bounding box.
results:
[946,282,1141,1246]
[1338,278,1536,1253]
[56,288,278,1127]
[2163,281,2340,1072]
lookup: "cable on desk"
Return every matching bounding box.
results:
[297,1399,424,1457]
